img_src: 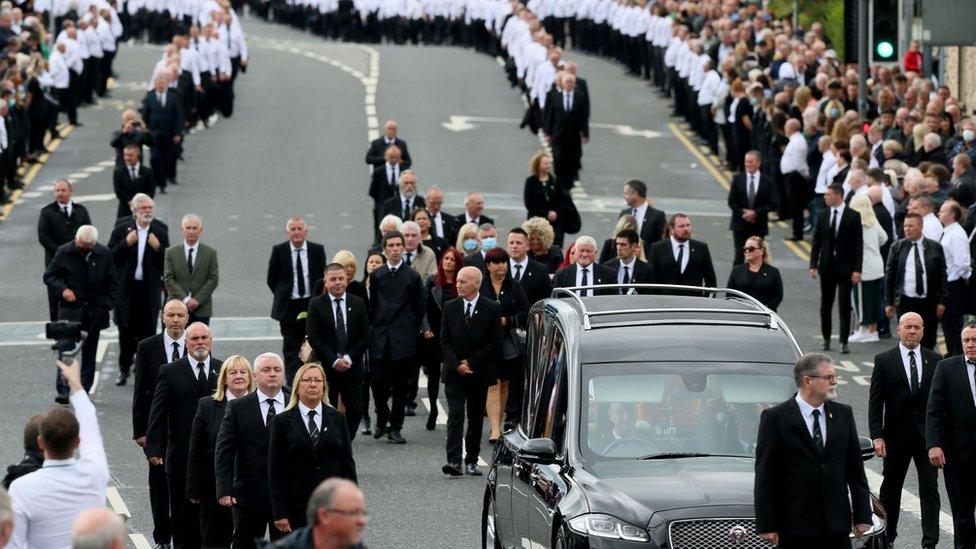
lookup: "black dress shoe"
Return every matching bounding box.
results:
[387,430,406,444]
[372,425,386,440]
[54,395,69,405]
[464,463,482,476]
[442,462,462,476]
[360,418,372,436]
[404,407,417,417]
[488,437,498,445]
[840,344,850,354]
[115,372,129,386]
[426,412,437,431]
[820,340,830,351]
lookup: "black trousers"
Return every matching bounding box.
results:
[699,105,717,154]
[785,172,810,240]
[148,460,171,544]
[944,450,976,549]
[232,505,283,548]
[819,262,853,345]
[168,467,202,549]
[279,297,310,384]
[445,381,488,465]
[371,355,413,433]
[897,296,939,351]
[942,279,966,357]
[880,436,940,546]
[150,136,174,189]
[118,280,156,376]
[198,497,232,548]
[777,532,849,548]
[327,375,364,440]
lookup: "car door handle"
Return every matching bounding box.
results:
[529,471,541,482]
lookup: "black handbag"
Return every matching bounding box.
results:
[561,193,582,235]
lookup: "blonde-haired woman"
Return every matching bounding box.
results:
[269,363,356,534]
[522,216,563,273]
[455,222,482,259]
[187,355,254,547]
[599,214,644,263]
[848,195,888,342]
[332,249,368,303]
[726,236,783,311]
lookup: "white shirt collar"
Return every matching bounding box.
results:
[330,292,347,303]
[224,389,243,401]
[511,256,529,269]
[387,259,403,270]
[462,294,479,310]
[163,331,185,350]
[794,392,824,417]
[183,241,199,252]
[258,388,284,405]
[291,241,307,253]
[189,355,212,371]
[670,236,686,249]
[832,203,845,216]
[619,256,637,269]
[298,400,323,418]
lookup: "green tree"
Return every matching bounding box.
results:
[766,0,846,59]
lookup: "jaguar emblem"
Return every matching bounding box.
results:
[728,525,748,543]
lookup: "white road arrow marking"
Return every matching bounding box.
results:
[73,193,118,203]
[441,115,661,138]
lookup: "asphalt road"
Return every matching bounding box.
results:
[0,16,953,548]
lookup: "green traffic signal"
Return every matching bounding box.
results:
[876,41,895,59]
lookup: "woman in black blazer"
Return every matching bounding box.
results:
[187,355,254,548]
[412,208,450,260]
[418,248,462,431]
[481,247,529,443]
[269,363,357,535]
[726,236,784,311]
[523,151,568,246]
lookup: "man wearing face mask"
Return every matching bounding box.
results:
[948,122,976,166]
[108,193,170,387]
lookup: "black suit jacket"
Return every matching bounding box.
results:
[552,262,617,295]
[186,396,226,502]
[543,89,589,141]
[268,406,357,525]
[107,219,170,328]
[926,356,976,460]
[873,203,894,261]
[809,206,863,275]
[727,171,773,235]
[37,202,91,266]
[883,237,948,308]
[619,206,667,246]
[754,397,872,536]
[364,137,411,169]
[306,293,372,383]
[647,239,717,287]
[146,356,222,473]
[112,164,155,220]
[440,295,502,386]
[266,241,327,321]
[369,263,426,361]
[604,258,654,293]
[215,391,279,509]
[379,194,426,221]
[42,241,118,331]
[869,345,940,444]
[430,211,459,243]
[513,258,553,305]
[140,90,185,140]
[368,163,405,204]
[132,333,185,440]
[454,213,495,231]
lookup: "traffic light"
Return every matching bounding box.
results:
[872,0,899,62]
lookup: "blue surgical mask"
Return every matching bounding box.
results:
[762,89,773,100]
[462,239,478,252]
[6,99,13,108]
[748,97,759,106]
[829,108,841,118]
[482,237,497,251]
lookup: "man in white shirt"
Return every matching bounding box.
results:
[8,359,109,549]
[909,195,943,243]
[696,56,721,155]
[780,118,810,241]
[939,200,971,357]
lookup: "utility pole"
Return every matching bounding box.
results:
[857,0,869,119]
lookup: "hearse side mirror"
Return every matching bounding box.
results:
[859,436,875,462]
[520,438,558,462]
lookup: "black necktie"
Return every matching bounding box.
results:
[747,174,756,207]
[465,302,473,320]
[389,166,397,187]
[196,362,206,385]
[265,398,276,426]
[171,342,180,362]
[914,242,925,296]
[403,199,410,220]
[908,350,919,395]
[187,248,194,273]
[334,298,347,354]
[811,409,824,453]
[295,249,306,297]
[829,209,838,244]
[307,410,319,444]
[130,166,137,179]
[62,205,69,217]
[514,263,523,281]
[622,265,631,284]
[404,251,413,266]
[390,266,397,274]
[676,244,685,273]
[580,267,590,296]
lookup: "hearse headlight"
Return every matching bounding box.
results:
[567,513,651,542]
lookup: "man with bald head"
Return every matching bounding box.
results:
[869,312,941,548]
[365,119,411,169]
[273,479,368,548]
[543,72,590,189]
[147,322,222,548]
[440,266,502,476]
[71,508,125,549]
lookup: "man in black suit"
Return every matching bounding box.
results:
[455,192,495,230]
[369,231,426,444]
[364,119,411,169]
[378,170,426,221]
[927,322,976,547]
[266,216,326,382]
[440,266,502,476]
[728,151,773,265]
[810,184,863,354]
[552,235,616,296]
[132,299,188,549]
[884,213,948,351]
[647,214,717,288]
[368,145,404,243]
[755,352,873,547]
[605,229,654,292]
[425,185,457,242]
[620,179,667,248]
[869,312,941,548]
[543,73,589,187]
[108,193,170,386]
[306,264,372,438]
[141,74,184,192]
[43,224,118,399]
[215,352,288,548]
[37,179,91,321]
[506,227,552,305]
[113,145,155,220]
[147,322,222,549]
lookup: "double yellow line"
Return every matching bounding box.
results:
[667,121,811,262]
[0,123,75,221]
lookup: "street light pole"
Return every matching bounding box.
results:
[857,0,869,120]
